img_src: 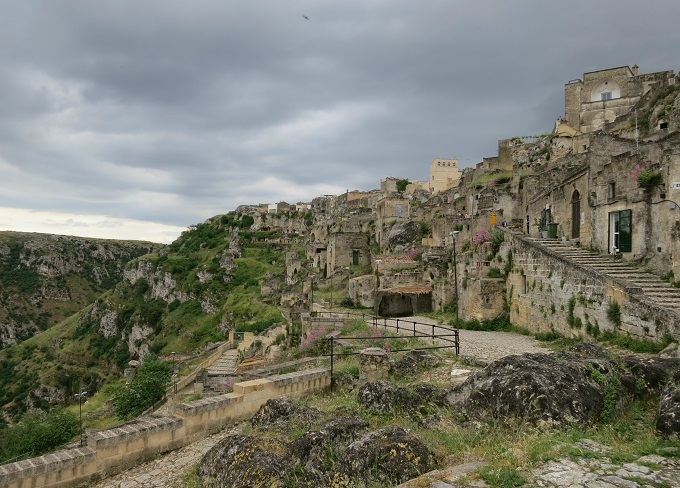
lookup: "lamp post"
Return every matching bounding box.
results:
[449,231,460,325]
[171,352,177,394]
[374,259,382,321]
[74,389,87,447]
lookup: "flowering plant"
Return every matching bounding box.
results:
[630,160,663,188]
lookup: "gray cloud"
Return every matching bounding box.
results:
[1,0,679,238]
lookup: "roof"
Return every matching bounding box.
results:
[382,284,431,295]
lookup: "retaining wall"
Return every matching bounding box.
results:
[509,233,680,341]
[0,368,330,488]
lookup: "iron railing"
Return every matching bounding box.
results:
[312,311,460,387]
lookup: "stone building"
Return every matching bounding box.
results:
[429,158,461,193]
[326,232,370,276]
[564,65,675,134]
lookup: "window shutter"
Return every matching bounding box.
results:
[619,209,632,252]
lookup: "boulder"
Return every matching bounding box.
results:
[444,352,608,426]
[444,345,680,427]
[333,424,440,485]
[198,434,292,487]
[657,371,680,437]
[358,381,444,416]
[391,349,440,377]
[250,396,321,430]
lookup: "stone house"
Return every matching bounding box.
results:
[327,232,370,276]
[429,158,461,193]
[564,65,675,134]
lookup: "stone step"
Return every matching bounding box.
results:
[207,350,239,376]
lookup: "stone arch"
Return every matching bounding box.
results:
[590,80,621,101]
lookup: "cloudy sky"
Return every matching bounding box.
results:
[1,1,678,243]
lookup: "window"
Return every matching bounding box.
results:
[601,92,612,101]
[660,122,668,129]
[352,250,359,266]
[608,182,616,200]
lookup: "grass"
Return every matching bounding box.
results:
[296,373,678,488]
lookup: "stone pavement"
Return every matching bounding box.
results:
[91,427,237,488]
[387,315,551,364]
[399,441,680,487]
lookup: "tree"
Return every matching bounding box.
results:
[113,356,172,420]
[396,179,410,193]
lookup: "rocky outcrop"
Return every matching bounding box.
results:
[357,381,444,416]
[657,371,680,437]
[444,344,680,427]
[198,398,438,487]
[391,349,440,377]
[0,232,160,348]
[387,221,422,252]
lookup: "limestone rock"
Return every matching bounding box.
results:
[250,397,321,430]
[198,434,292,488]
[657,371,680,437]
[357,381,444,415]
[444,345,680,426]
[333,424,439,485]
[391,349,440,377]
[444,352,606,426]
[387,221,422,252]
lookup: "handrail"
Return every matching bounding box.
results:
[312,312,460,388]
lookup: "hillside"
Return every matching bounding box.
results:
[0,214,310,420]
[0,232,161,348]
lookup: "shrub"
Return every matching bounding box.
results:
[487,267,503,278]
[0,409,79,463]
[113,356,172,420]
[607,301,621,327]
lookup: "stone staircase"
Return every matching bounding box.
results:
[529,238,680,312]
[204,349,239,392]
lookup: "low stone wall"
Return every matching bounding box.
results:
[0,368,331,488]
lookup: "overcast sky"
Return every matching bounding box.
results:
[1,1,679,243]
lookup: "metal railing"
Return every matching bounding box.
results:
[312,311,460,388]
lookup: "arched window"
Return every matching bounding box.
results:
[591,80,621,102]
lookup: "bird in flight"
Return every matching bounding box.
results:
[302,15,309,20]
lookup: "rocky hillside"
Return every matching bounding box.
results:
[0,232,161,348]
[0,213,309,419]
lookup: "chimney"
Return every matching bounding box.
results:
[632,64,639,76]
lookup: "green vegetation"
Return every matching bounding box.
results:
[396,178,410,193]
[112,356,172,420]
[0,409,79,464]
[607,301,621,327]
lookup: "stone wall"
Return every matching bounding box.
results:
[459,277,506,321]
[0,369,331,488]
[508,233,680,341]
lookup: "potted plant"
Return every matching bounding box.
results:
[533,218,546,238]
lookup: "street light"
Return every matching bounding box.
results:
[74,389,87,447]
[374,259,383,321]
[171,352,177,394]
[449,231,460,325]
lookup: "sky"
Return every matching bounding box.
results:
[1,1,679,243]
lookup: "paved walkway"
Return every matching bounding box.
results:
[384,315,550,363]
[91,427,237,488]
